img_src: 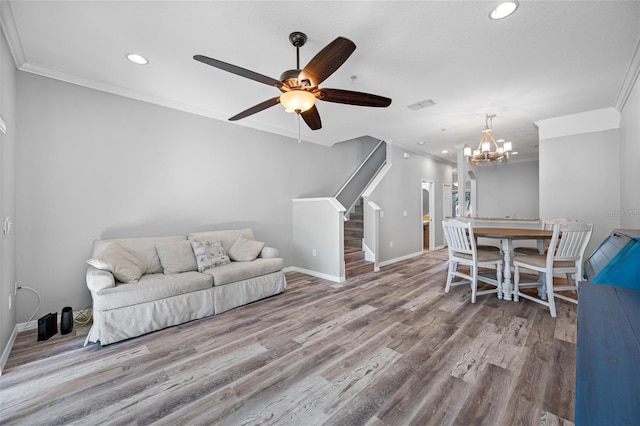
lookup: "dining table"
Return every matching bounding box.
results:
[472,227,553,301]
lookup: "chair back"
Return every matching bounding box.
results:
[442,219,476,257]
[541,217,574,230]
[547,222,594,267]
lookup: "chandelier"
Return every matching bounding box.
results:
[464,114,513,166]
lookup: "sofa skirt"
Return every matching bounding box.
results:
[88,288,214,345]
[213,271,287,314]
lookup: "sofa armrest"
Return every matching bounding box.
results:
[259,246,279,259]
[86,265,115,292]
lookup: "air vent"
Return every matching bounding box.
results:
[407,99,436,111]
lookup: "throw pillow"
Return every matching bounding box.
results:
[87,243,146,283]
[228,236,265,262]
[190,240,231,272]
[156,240,198,274]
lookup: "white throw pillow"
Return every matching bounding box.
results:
[87,243,146,283]
[228,236,265,262]
[156,240,198,274]
[190,240,231,272]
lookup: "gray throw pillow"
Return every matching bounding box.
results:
[190,240,231,272]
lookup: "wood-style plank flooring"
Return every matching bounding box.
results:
[0,250,578,425]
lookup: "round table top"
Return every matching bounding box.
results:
[472,227,553,240]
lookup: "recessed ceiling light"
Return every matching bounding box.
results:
[441,149,449,154]
[126,53,149,65]
[489,1,519,20]
[417,141,425,145]
[512,151,519,155]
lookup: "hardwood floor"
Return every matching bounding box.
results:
[0,250,577,425]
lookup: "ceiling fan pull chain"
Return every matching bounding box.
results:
[298,113,302,143]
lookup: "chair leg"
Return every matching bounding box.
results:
[513,265,520,302]
[546,272,557,318]
[497,262,503,299]
[445,261,456,293]
[538,272,547,300]
[471,265,478,304]
[566,273,578,294]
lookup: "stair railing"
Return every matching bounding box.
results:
[335,139,386,219]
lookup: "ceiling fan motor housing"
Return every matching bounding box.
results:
[279,69,311,92]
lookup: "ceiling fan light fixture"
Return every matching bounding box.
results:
[280,90,316,113]
[489,1,519,20]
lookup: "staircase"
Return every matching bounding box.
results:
[344,201,375,279]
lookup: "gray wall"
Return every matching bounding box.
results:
[475,161,539,218]
[539,128,621,256]
[620,71,640,230]
[1,27,17,362]
[368,145,452,263]
[14,72,378,323]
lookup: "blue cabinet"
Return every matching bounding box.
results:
[584,229,640,289]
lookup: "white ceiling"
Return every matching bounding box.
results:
[2,1,639,165]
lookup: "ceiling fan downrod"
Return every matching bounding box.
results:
[289,32,307,70]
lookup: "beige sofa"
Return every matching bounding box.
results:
[85,228,286,345]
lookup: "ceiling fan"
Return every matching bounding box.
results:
[194,32,392,130]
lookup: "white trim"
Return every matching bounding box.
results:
[0,326,18,376]
[377,250,424,268]
[0,320,36,375]
[616,35,640,112]
[536,107,621,140]
[362,163,391,198]
[0,0,26,68]
[283,266,344,283]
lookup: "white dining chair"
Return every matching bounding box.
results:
[513,222,593,317]
[445,217,501,253]
[442,219,503,303]
[514,217,575,255]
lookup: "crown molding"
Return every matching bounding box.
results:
[0,0,26,68]
[615,34,640,112]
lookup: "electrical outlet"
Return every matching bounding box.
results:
[390,241,393,248]
[8,295,12,310]
[312,249,317,256]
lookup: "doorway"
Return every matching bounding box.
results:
[421,180,435,251]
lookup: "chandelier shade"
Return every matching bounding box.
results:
[464,114,513,166]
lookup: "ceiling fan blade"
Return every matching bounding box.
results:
[317,88,392,107]
[229,97,281,121]
[298,37,356,87]
[301,105,322,130]
[194,55,283,88]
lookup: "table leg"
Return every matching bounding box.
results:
[501,238,514,301]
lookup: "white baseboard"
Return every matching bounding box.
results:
[283,266,344,283]
[378,251,424,268]
[0,320,36,376]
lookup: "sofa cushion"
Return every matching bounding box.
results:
[87,243,147,283]
[202,257,284,286]
[188,228,255,252]
[93,271,213,311]
[156,240,198,274]
[92,236,185,274]
[190,240,231,272]
[228,236,265,262]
